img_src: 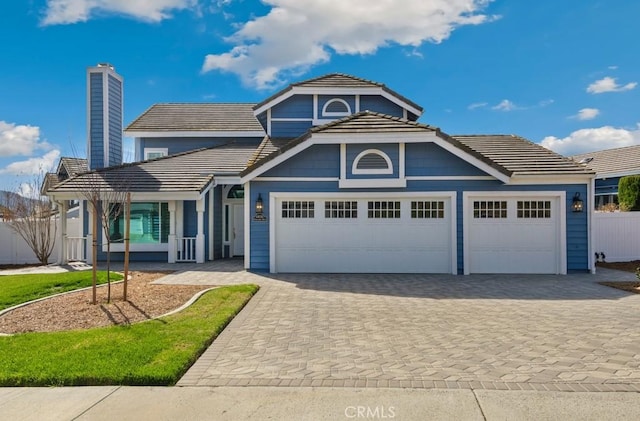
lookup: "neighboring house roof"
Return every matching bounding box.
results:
[571,145,640,177]
[241,112,593,179]
[454,135,594,176]
[253,73,424,117]
[47,144,258,197]
[124,103,265,134]
[59,157,88,177]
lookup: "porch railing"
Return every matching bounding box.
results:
[67,236,87,262]
[176,237,197,262]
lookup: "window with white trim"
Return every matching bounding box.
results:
[325,201,358,218]
[322,98,351,117]
[144,148,168,160]
[282,201,314,218]
[473,201,507,219]
[411,201,445,219]
[517,201,551,218]
[352,149,393,175]
[368,201,401,219]
[109,202,169,244]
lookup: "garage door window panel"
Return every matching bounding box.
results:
[282,201,315,218]
[473,201,507,219]
[411,201,445,219]
[368,201,401,218]
[517,200,551,218]
[325,201,358,218]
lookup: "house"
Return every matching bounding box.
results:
[46,72,595,274]
[571,145,640,210]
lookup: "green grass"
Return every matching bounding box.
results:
[0,271,124,310]
[0,284,258,386]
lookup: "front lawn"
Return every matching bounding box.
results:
[0,271,123,310]
[0,284,258,386]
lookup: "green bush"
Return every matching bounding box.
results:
[618,175,640,211]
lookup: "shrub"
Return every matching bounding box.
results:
[618,175,640,211]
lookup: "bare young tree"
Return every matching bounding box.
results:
[4,175,57,265]
[77,171,130,303]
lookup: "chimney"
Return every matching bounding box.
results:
[86,63,123,169]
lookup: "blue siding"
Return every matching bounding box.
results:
[107,74,122,166]
[346,143,399,179]
[595,177,619,195]
[271,95,313,118]
[262,144,339,177]
[405,143,487,176]
[137,136,264,160]
[318,95,355,117]
[89,73,104,169]
[271,120,313,138]
[360,95,403,117]
[183,201,197,237]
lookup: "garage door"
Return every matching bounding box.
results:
[466,195,562,274]
[273,195,455,273]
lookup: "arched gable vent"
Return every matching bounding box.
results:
[352,149,393,175]
[322,98,351,117]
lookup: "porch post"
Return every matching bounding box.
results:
[85,204,93,265]
[196,198,205,263]
[57,201,68,265]
[168,201,176,263]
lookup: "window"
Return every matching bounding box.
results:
[325,201,358,218]
[144,148,168,160]
[322,98,351,117]
[517,201,551,218]
[411,201,445,219]
[109,202,169,244]
[227,185,244,199]
[368,201,401,219]
[282,201,314,218]
[473,201,507,219]
[352,149,393,175]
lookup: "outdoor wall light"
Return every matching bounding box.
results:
[254,193,266,221]
[571,192,584,213]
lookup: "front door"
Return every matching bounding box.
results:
[232,204,245,256]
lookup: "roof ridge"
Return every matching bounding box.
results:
[292,73,384,87]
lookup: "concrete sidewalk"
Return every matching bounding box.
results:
[1,386,639,421]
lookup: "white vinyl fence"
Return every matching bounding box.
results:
[594,212,640,262]
[0,217,82,265]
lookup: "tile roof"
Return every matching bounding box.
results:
[124,103,265,133]
[59,157,88,176]
[453,135,594,176]
[571,145,640,176]
[242,112,593,178]
[48,144,258,195]
[253,73,423,115]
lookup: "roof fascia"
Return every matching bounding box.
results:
[253,86,423,117]
[508,174,594,185]
[123,130,265,138]
[593,169,640,179]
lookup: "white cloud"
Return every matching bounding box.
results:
[202,0,497,89]
[572,108,600,121]
[468,102,488,110]
[0,121,51,157]
[586,76,637,94]
[491,99,517,111]
[41,0,197,25]
[540,124,640,156]
[0,150,61,175]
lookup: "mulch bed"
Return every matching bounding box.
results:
[597,260,640,294]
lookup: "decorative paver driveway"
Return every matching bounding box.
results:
[147,262,640,391]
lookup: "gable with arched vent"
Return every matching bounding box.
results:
[352,149,393,175]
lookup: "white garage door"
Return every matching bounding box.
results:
[466,195,563,274]
[273,195,454,273]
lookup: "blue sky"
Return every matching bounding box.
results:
[1,0,639,194]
